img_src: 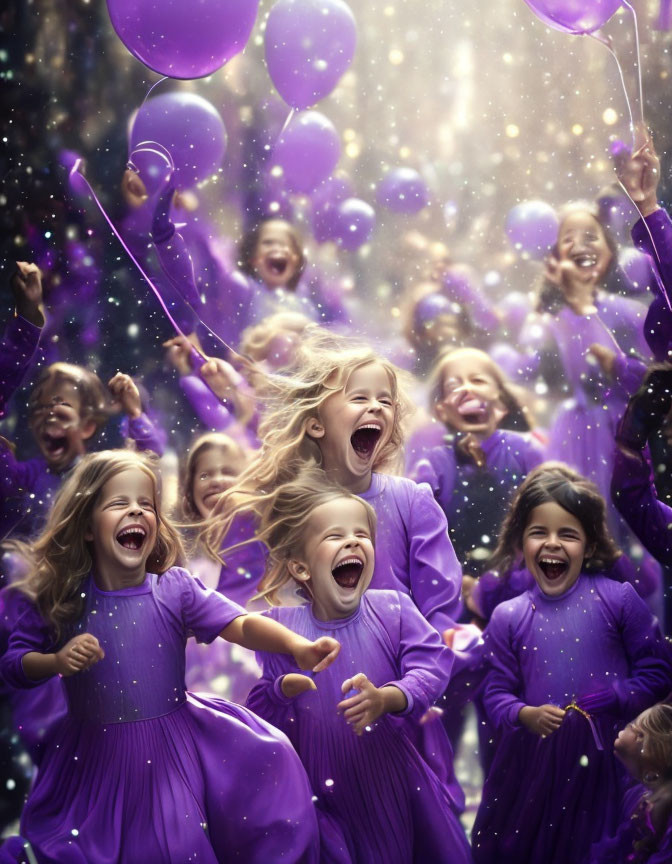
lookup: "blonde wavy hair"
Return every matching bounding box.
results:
[180,432,249,522]
[202,329,410,560]
[251,468,377,605]
[11,450,184,642]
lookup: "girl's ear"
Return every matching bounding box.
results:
[80,419,98,442]
[287,559,311,582]
[305,417,325,440]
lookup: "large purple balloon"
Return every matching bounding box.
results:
[333,198,375,251]
[273,111,341,195]
[107,0,260,79]
[522,0,621,34]
[376,167,429,215]
[130,93,227,189]
[505,200,559,259]
[311,175,352,242]
[265,0,357,109]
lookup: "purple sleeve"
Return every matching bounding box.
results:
[481,601,528,731]
[152,187,202,308]
[0,446,41,498]
[632,208,672,309]
[409,451,442,496]
[246,612,298,729]
[611,351,647,397]
[0,315,42,418]
[167,567,246,643]
[179,374,235,432]
[611,447,672,565]
[407,482,463,632]
[217,512,268,608]
[610,582,672,717]
[125,412,166,456]
[471,566,535,621]
[519,434,545,472]
[0,599,55,690]
[379,591,455,722]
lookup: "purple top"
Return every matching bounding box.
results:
[0,315,42,419]
[217,512,268,608]
[360,473,463,632]
[632,208,672,362]
[411,429,544,575]
[482,574,671,732]
[611,447,672,566]
[1,568,245,723]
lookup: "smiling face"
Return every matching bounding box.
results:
[434,351,507,437]
[87,467,158,586]
[522,501,588,597]
[308,363,396,493]
[191,444,246,518]
[29,378,97,473]
[289,497,375,621]
[556,211,613,282]
[251,221,302,290]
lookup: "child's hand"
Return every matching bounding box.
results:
[163,335,195,376]
[11,261,44,327]
[281,673,317,699]
[55,633,104,677]
[337,673,387,735]
[108,373,143,419]
[519,704,566,737]
[587,343,616,378]
[293,636,340,673]
[616,129,660,217]
[200,357,241,401]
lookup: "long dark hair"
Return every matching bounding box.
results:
[488,462,621,575]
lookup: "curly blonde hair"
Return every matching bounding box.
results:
[11,450,184,641]
[201,329,410,560]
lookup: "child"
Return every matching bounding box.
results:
[472,463,672,864]
[0,449,339,862]
[206,330,463,636]
[590,702,672,863]
[0,362,164,540]
[246,473,472,864]
[412,346,544,578]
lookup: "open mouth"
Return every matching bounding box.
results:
[572,253,597,269]
[455,395,488,425]
[43,434,68,458]
[537,557,569,581]
[350,423,382,460]
[267,255,288,276]
[116,526,147,551]
[331,557,364,590]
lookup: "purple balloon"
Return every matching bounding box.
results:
[311,175,352,242]
[274,111,341,195]
[333,198,375,251]
[107,0,259,79]
[376,167,429,214]
[505,200,559,259]
[414,293,454,326]
[265,0,357,109]
[498,291,532,335]
[127,143,174,197]
[130,92,227,189]
[619,246,657,294]
[522,0,621,34]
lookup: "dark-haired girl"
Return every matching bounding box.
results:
[472,463,672,864]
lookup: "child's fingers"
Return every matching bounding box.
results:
[312,647,340,673]
[343,703,369,721]
[337,693,365,713]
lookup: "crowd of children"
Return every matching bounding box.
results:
[0,94,671,864]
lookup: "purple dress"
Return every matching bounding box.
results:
[247,590,472,864]
[411,429,544,576]
[589,785,672,863]
[360,473,462,633]
[0,568,319,863]
[611,447,672,566]
[472,574,672,864]
[631,208,672,362]
[0,315,42,420]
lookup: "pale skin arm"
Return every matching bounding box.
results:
[221,613,340,672]
[22,633,105,681]
[616,126,661,219]
[519,704,566,737]
[336,672,407,736]
[12,261,45,327]
[108,373,143,420]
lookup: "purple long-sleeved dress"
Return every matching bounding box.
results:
[0,315,42,420]
[472,574,672,864]
[411,429,544,576]
[631,208,672,362]
[589,783,672,863]
[247,589,472,864]
[359,473,463,632]
[0,568,319,863]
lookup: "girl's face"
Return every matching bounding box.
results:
[556,212,612,282]
[308,363,396,493]
[251,221,301,289]
[614,713,659,783]
[30,378,97,473]
[87,468,158,581]
[191,445,246,518]
[290,497,374,621]
[434,353,506,436]
[522,501,588,597]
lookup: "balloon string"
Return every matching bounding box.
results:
[588,32,636,149]
[621,0,645,128]
[140,76,169,111]
[278,108,295,138]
